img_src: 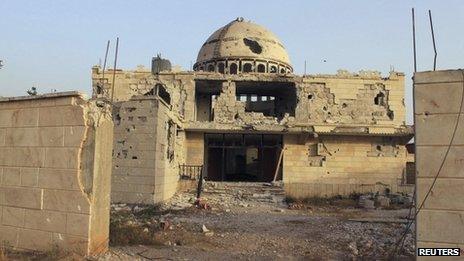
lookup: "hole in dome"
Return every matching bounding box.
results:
[243,38,262,54]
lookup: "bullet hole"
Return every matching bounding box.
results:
[128,116,134,121]
[138,116,147,122]
[342,103,347,108]
[323,106,328,111]
[376,145,382,151]
[308,94,313,100]
[132,156,138,159]
[243,38,262,54]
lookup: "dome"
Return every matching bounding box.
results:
[194,18,293,74]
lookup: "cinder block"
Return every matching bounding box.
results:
[416,146,464,178]
[415,82,464,114]
[38,168,80,190]
[42,189,90,214]
[5,128,39,146]
[417,178,464,211]
[11,108,39,127]
[24,209,66,233]
[0,147,45,167]
[18,228,53,251]
[0,224,19,246]
[3,167,20,186]
[2,206,25,227]
[64,126,86,147]
[52,233,88,254]
[2,187,42,209]
[415,114,464,146]
[66,213,89,237]
[44,148,79,169]
[417,209,464,244]
[20,168,39,187]
[39,127,64,146]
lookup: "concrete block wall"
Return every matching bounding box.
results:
[0,92,113,256]
[414,70,464,253]
[112,97,182,204]
[283,134,412,198]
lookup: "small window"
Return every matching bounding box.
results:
[257,64,265,73]
[280,68,286,74]
[218,63,225,73]
[270,66,277,73]
[207,64,215,72]
[229,63,238,74]
[243,63,252,73]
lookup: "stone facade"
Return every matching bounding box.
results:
[0,92,113,255]
[415,69,464,257]
[91,19,413,203]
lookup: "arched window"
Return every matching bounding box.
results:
[243,63,252,73]
[207,64,215,72]
[229,63,238,74]
[257,64,265,73]
[280,68,286,74]
[270,65,277,73]
[218,63,225,73]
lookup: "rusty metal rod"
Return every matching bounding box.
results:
[101,40,110,86]
[111,37,119,102]
[412,8,417,73]
[429,10,437,71]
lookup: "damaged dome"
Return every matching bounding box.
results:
[194,18,293,74]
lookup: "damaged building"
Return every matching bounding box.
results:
[92,18,414,204]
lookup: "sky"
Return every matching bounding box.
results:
[1,0,464,124]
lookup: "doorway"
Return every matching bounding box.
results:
[204,134,282,182]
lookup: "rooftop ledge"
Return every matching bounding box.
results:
[0,91,86,103]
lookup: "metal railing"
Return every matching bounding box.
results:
[179,164,203,180]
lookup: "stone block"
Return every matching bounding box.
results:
[39,127,64,146]
[2,206,25,227]
[39,106,84,126]
[415,82,464,114]
[415,114,464,146]
[417,209,464,244]
[52,233,88,254]
[64,126,86,147]
[0,147,45,167]
[416,146,464,178]
[20,167,39,187]
[18,228,53,251]
[38,168,80,190]
[0,225,19,246]
[44,148,79,169]
[414,70,464,84]
[417,178,464,211]
[42,189,90,214]
[2,187,42,209]
[66,213,89,237]
[3,167,20,186]
[24,209,66,233]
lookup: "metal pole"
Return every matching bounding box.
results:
[111,37,119,102]
[429,10,437,71]
[412,8,417,73]
[101,40,110,88]
[304,60,307,76]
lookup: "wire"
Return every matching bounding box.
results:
[390,69,464,258]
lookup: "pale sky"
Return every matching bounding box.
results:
[1,0,464,124]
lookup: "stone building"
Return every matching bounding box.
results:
[92,18,414,204]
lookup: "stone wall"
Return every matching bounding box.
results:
[283,134,412,198]
[0,92,113,256]
[415,70,464,254]
[112,96,182,204]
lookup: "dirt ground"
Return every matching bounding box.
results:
[99,184,415,261]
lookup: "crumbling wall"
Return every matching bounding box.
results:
[0,92,113,256]
[295,72,402,125]
[112,97,183,204]
[414,70,464,253]
[283,134,411,198]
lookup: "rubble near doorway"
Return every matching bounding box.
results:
[205,133,283,182]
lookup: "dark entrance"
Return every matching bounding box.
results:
[205,134,283,182]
